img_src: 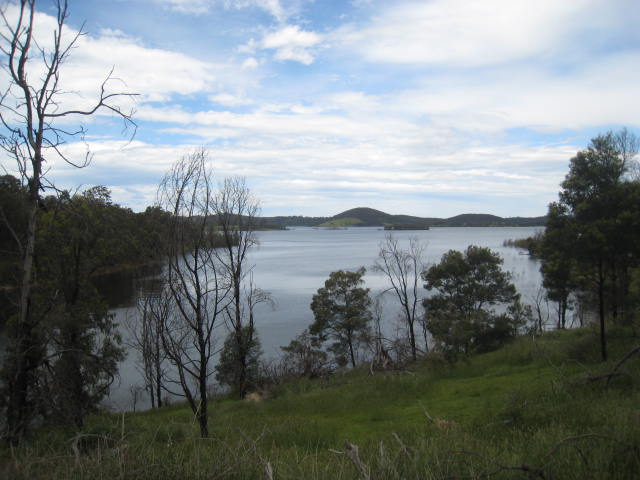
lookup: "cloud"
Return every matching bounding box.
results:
[387,53,640,132]
[261,25,323,65]
[209,91,254,106]
[153,0,288,20]
[335,0,635,67]
[0,3,258,122]
[242,57,260,69]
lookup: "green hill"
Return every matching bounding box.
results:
[262,208,546,228]
[6,327,639,479]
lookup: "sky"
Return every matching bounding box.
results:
[1,0,639,217]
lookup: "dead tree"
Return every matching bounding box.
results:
[213,177,261,399]
[374,234,427,361]
[127,292,170,409]
[530,286,550,333]
[0,0,135,442]
[157,150,230,437]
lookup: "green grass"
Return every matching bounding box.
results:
[318,217,363,227]
[3,326,640,479]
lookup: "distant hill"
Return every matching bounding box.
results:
[261,207,546,229]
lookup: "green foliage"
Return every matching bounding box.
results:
[280,329,330,378]
[423,246,527,358]
[539,129,640,359]
[215,327,263,392]
[0,181,174,430]
[0,176,28,289]
[318,217,363,227]
[310,268,372,367]
[502,231,543,256]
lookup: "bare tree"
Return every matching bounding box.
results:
[157,150,230,437]
[529,286,550,333]
[614,127,639,174]
[0,0,135,441]
[127,291,170,409]
[213,177,262,399]
[373,234,427,361]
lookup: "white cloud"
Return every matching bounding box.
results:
[261,25,323,65]
[242,57,260,69]
[388,53,640,132]
[154,0,288,20]
[335,0,631,67]
[210,91,254,106]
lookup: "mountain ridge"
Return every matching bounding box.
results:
[259,207,546,229]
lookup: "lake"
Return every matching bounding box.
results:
[106,226,544,410]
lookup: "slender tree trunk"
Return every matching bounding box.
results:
[155,336,163,408]
[198,336,209,436]
[7,170,40,442]
[403,303,417,361]
[348,337,356,368]
[598,259,607,362]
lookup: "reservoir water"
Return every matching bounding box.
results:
[106,226,544,410]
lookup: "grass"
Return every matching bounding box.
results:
[317,217,363,227]
[3,325,640,479]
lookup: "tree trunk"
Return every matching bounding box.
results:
[598,259,607,362]
[7,174,40,442]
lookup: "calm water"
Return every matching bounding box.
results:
[106,226,544,410]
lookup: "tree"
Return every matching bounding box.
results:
[157,149,229,437]
[215,326,262,393]
[280,329,330,378]
[0,0,135,441]
[213,177,263,399]
[373,234,426,361]
[127,291,170,409]
[422,246,525,359]
[310,268,372,368]
[539,202,576,329]
[0,186,127,429]
[540,130,640,361]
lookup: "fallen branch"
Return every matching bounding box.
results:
[330,441,370,480]
[442,433,624,479]
[392,432,412,456]
[584,344,640,385]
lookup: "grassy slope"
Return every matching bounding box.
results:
[4,326,640,479]
[318,217,363,227]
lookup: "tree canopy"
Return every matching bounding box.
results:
[423,246,526,359]
[310,268,372,368]
[539,129,640,360]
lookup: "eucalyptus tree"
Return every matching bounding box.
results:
[213,177,265,399]
[157,150,230,437]
[540,130,640,360]
[374,234,426,361]
[310,268,372,368]
[128,292,170,409]
[423,246,525,359]
[0,0,135,441]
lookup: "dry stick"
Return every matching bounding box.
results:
[585,344,640,385]
[539,433,619,466]
[392,432,412,457]
[446,449,546,479]
[443,433,622,480]
[329,441,371,480]
[418,400,435,423]
[237,428,274,480]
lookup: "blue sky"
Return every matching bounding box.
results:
[2,0,640,217]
